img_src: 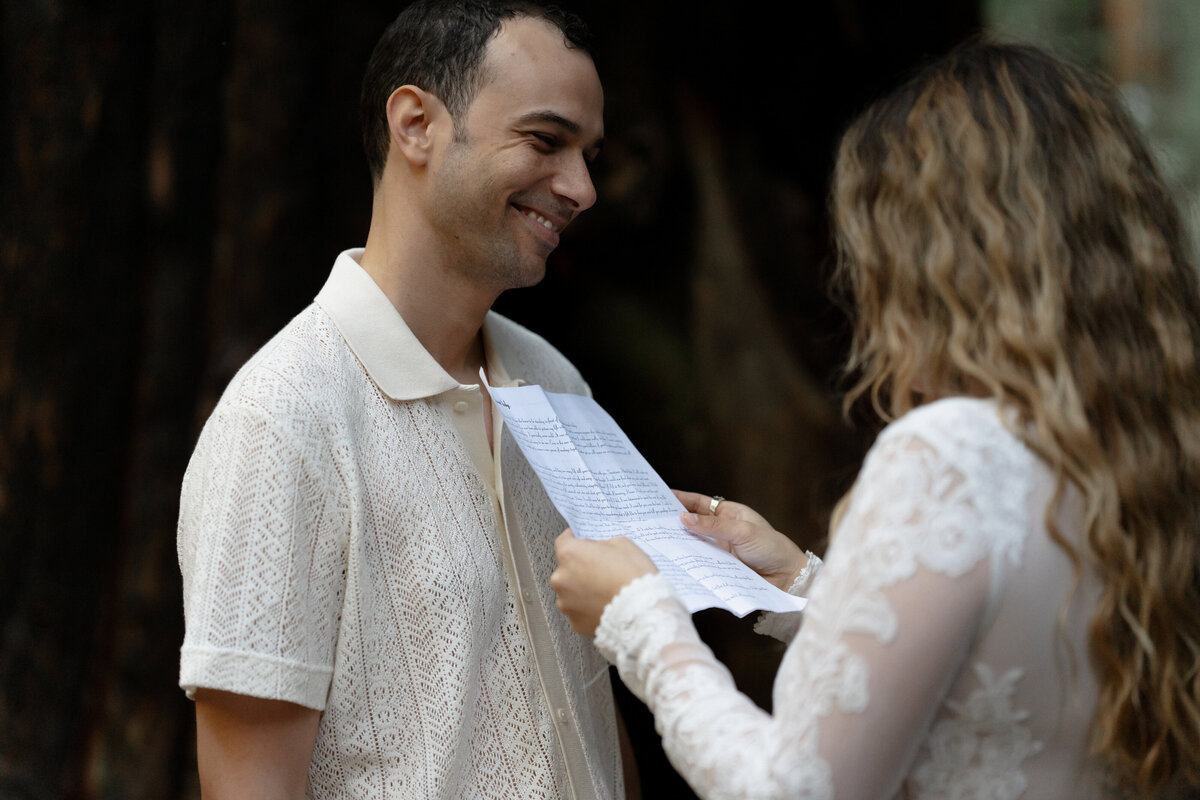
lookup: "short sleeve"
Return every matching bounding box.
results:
[177,403,348,710]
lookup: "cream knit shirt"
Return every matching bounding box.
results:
[178,250,622,799]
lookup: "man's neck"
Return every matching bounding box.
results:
[360,212,499,386]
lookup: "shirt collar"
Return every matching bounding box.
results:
[481,318,523,389]
[314,249,523,400]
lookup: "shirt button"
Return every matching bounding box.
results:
[453,400,470,413]
[522,589,534,603]
[556,708,567,723]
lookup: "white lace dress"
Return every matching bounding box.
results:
[595,398,1108,799]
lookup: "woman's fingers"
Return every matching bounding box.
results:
[554,526,578,554]
[680,511,755,546]
[551,531,658,636]
[679,508,808,589]
[673,489,716,515]
[672,489,773,528]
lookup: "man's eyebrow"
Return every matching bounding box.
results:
[518,110,579,132]
[517,110,605,150]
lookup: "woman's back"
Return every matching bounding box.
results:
[822,39,1200,794]
[867,397,1105,797]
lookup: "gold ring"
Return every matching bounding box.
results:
[709,495,724,515]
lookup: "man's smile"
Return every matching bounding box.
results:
[511,201,567,249]
[514,205,562,232]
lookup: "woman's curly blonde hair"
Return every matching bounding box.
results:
[831,40,1200,794]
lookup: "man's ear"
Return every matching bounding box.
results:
[385,85,448,167]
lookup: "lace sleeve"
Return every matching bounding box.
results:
[752,551,822,643]
[594,420,1009,800]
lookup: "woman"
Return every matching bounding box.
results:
[550,41,1200,798]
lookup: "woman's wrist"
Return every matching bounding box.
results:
[594,573,674,661]
[784,551,823,596]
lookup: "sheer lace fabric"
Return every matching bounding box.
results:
[751,553,822,642]
[596,398,1105,799]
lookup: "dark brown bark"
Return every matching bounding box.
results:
[1,1,151,796]
[74,3,230,797]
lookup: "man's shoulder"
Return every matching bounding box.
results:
[210,304,358,426]
[180,304,361,512]
[487,311,588,395]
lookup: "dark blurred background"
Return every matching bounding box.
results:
[3,0,1195,796]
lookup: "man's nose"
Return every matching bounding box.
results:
[552,152,597,213]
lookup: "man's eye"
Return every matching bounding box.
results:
[531,133,558,148]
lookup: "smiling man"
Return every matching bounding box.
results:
[176,2,625,797]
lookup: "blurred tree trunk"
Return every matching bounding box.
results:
[0,1,156,796]
[0,0,379,794]
[0,0,228,795]
[75,3,232,798]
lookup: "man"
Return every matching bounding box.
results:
[177,2,626,796]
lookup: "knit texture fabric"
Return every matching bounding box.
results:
[179,254,621,799]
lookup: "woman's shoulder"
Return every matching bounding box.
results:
[870,396,1042,494]
[884,395,1001,431]
[879,397,1028,455]
[856,398,1042,577]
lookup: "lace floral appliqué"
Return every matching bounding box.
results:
[910,662,1043,799]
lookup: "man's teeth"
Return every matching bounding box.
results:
[524,210,557,231]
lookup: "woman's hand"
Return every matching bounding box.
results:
[674,490,809,591]
[551,530,657,637]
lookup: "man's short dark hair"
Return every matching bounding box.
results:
[360,0,592,184]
